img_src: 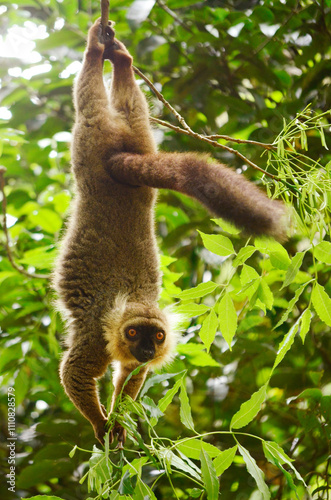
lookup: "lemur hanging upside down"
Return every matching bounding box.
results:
[53,19,287,446]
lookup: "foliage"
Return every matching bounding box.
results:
[0,0,330,499]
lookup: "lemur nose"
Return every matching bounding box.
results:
[143,349,154,360]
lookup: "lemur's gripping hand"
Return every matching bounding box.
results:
[104,39,132,68]
[87,18,132,67]
[86,18,110,56]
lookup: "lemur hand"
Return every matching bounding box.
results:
[86,18,114,54]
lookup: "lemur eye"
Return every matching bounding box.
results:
[156,331,164,341]
[128,328,137,337]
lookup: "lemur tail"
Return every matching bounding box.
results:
[107,152,289,241]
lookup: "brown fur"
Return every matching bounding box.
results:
[53,19,287,445]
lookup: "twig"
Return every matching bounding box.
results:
[134,66,277,179]
[100,0,110,38]
[0,167,49,280]
[207,134,275,150]
[155,0,193,33]
[151,118,275,150]
[133,66,191,132]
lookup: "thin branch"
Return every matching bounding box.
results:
[151,118,276,150]
[155,0,193,33]
[133,66,192,133]
[0,167,49,280]
[207,134,275,150]
[134,66,277,179]
[100,0,110,38]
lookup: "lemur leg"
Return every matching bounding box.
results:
[74,20,109,120]
[110,363,149,447]
[104,35,157,154]
[105,152,287,240]
[60,339,110,445]
[73,19,130,163]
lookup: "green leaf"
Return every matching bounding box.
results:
[176,281,219,300]
[311,283,331,327]
[108,492,121,500]
[133,476,157,500]
[257,279,274,310]
[122,457,149,478]
[15,368,29,406]
[88,447,112,488]
[17,460,74,489]
[186,488,204,498]
[263,441,293,465]
[69,445,77,458]
[119,470,134,495]
[238,445,270,500]
[177,343,220,367]
[274,283,307,329]
[19,245,56,269]
[140,371,183,398]
[273,320,299,371]
[199,308,219,352]
[0,271,17,284]
[141,395,164,422]
[263,441,306,486]
[200,449,219,500]
[321,396,331,422]
[160,254,177,267]
[158,378,182,413]
[28,209,62,234]
[313,241,331,264]
[52,192,71,214]
[254,5,275,22]
[232,246,256,266]
[36,30,83,51]
[282,251,305,288]
[175,303,210,317]
[293,388,322,402]
[255,238,291,270]
[15,301,45,319]
[158,448,201,481]
[299,309,312,343]
[177,439,221,460]
[212,218,241,235]
[218,293,237,349]
[179,379,195,431]
[240,264,259,285]
[213,446,237,477]
[198,231,235,256]
[230,384,267,430]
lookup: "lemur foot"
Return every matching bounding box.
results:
[93,417,108,446]
[87,18,114,54]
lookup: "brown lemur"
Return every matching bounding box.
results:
[53,19,287,446]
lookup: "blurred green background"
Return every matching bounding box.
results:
[0,1,330,499]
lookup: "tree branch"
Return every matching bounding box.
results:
[207,134,275,150]
[100,0,110,37]
[155,0,193,33]
[0,167,49,280]
[133,66,277,179]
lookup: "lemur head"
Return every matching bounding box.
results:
[103,296,181,369]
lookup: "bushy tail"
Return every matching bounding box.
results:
[107,152,288,241]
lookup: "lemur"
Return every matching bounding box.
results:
[53,19,287,445]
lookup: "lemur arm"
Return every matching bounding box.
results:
[60,340,109,445]
[73,23,108,118]
[105,152,287,240]
[109,363,150,447]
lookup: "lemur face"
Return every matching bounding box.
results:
[124,323,166,363]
